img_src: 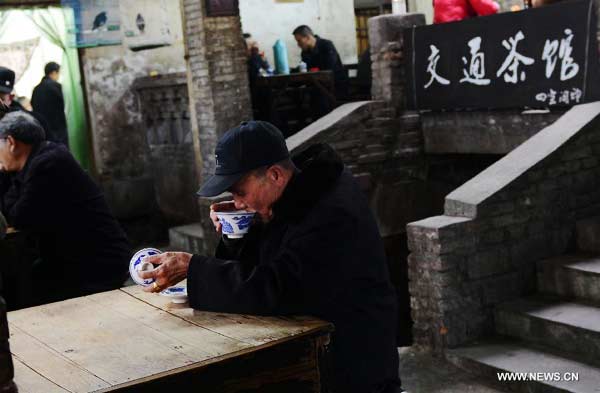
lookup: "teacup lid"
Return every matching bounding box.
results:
[129,248,162,286]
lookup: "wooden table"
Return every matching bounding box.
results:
[9,284,332,393]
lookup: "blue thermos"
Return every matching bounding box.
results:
[273,39,290,75]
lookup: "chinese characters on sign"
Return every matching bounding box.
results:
[542,29,579,81]
[424,45,450,88]
[405,0,599,110]
[535,88,583,105]
[460,37,490,86]
[424,30,576,89]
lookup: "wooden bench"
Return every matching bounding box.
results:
[9,284,332,392]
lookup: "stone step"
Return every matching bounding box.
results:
[576,217,600,253]
[495,296,600,368]
[447,339,600,393]
[168,223,207,254]
[538,254,600,303]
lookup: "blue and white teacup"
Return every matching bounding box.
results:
[215,211,255,238]
[129,248,162,286]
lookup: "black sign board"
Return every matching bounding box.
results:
[404,0,600,110]
[205,0,239,17]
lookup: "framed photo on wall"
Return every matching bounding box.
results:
[205,0,239,16]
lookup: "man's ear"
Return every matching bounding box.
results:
[6,135,16,153]
[268,165,285,183]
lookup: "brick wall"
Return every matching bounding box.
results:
[133,73,199,225]
[369,13,425,114]
[182,0,253,251]
[422,110,565,154]
[182,0,252,181]
[407,103,600,352]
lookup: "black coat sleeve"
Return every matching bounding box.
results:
[0,172,11,197]
[319,40,341,71]
[187,210,355,315]
[4,158,56,230]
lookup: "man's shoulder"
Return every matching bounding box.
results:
[37,78,61,91]
[317,37,335,49]
[29,143,74,171]
[307,171,365,220]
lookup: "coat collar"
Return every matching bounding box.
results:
[272,143,344,221]
[14,141,48,183]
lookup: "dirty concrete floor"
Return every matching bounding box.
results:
[399,347,506,393]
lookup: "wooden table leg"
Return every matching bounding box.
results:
[0,297,17,393]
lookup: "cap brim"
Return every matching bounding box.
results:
[196,172,246,197]
[0,86,12,94]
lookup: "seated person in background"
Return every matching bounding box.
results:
[244,33,271,81]
[0,112,130,306]
[293,25,349,101]
[139,121,403,393]
[433,0,499,23]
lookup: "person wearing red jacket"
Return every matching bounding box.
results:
[433,0,500,23]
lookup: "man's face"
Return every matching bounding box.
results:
[49,71,60,81]
[0,93,12,108]
[0,136,17,172]
[229,168,281,221]
[294,34,312,51]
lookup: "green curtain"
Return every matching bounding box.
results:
[25,7,91,171]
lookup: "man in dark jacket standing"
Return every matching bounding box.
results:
[31,62,69,147]
[141,121,403,393]
[0,111,130,307]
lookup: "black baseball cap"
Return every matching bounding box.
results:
[197,121,290,197]
[0,67,15,94]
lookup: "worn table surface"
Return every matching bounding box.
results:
[9,283,331,393]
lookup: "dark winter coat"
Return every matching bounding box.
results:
[31,77,69,146]
[0,142,130,300]
[187,143,400,393]
[301,37,349,100]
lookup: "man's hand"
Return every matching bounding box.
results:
[139,252,193,293]
[209,201,237,234]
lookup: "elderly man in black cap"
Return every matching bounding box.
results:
[140,121,404,393]
[0,111,130,307]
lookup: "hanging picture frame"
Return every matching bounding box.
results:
[205,0,239,16]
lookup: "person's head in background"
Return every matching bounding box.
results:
[44,62,60,82]
[0,111,45,172]
[243,33,258,57]
[293,25,317,51]
[0,67,15,112]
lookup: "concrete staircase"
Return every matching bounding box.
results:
[447,219,600,393]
